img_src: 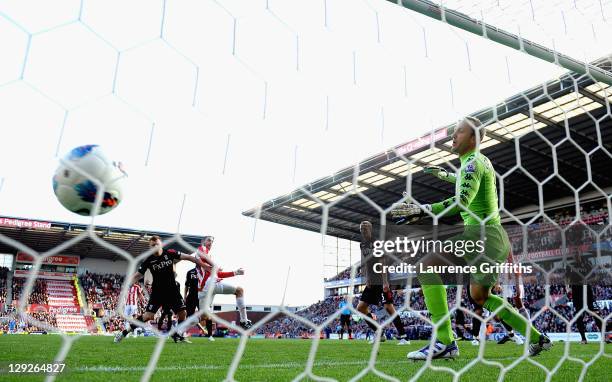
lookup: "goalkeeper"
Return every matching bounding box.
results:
[391,117,551,360]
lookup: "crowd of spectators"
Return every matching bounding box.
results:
[325,266,362,282]
[0,267,8,306]
[0,312,57,333]
[80,272,125,313]
[257,281,612,339]
[11,278,48,305]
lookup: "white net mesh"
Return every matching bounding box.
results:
[0,0,610,381]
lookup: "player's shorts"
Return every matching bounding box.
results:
[186,296,199,317]
[146,287,186,314]
[197,282,238,310]
[340,314,351,326]
[360,285,394,306]
[123,304,138,317]
[447,225,511,288]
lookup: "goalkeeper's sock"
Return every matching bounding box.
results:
[483,294,541,344]
[421,284,453,345]
[236,297,247,321]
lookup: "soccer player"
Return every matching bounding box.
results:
[194,236,251,329]
[185,267,213,340]
[392,117,551,360]
[566,250,601,344]
[338,298,353,340]
[494,253,528,345]
[357,221,410,345]
[123,282,145,337]
[114,235,211,343]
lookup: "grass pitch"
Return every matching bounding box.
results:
[0,335,610,381]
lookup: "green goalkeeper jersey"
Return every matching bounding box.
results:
[430,150,501,225]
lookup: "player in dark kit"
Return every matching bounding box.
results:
[114,235,212,344]
[356,221,410,345]
[566,250,602,344]
[185,267,213,339]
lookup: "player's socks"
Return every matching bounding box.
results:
[364,313,378,331]
[392,315,407,337]
[421,284,453,345]
[483,294,540,343]
[206,319,213,337]
[339,329,344,339]
[472,316,482,339]
[236,297,247,321]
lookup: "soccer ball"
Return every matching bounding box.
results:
[52,145,127,216]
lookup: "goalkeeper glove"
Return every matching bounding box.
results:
[389,203,431,225]
[423,166,449,180]
[234,268,245,276]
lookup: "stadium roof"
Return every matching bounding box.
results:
[242,57,612,241]
[0,216,206,261]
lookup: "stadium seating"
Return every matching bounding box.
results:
[55,314,88,333]
[0,267,8,307]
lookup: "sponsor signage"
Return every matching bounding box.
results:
[13,269,73,280]
[394,128,448,156]
[16,252,79,266]
[514,245,590,262]
[27,304,79,314]
[0,217,51,229]
[547,332,601,342]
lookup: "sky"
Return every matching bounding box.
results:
[0,0,610,306]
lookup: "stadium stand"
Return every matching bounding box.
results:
[0,267,8,307]
[80,272,124,314]
[0,219,206,335]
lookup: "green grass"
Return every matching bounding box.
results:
[0,336,610,381]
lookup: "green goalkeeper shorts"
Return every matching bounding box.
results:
[448,225,511,287]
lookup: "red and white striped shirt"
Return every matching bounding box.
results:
[126,284,142,305]
[195,245,236,292]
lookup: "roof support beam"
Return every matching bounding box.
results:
[373,168,453,197]
[578,87,610,107]
[287,205,361,230]
[261,210,360,239]
[125,232,145,251]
